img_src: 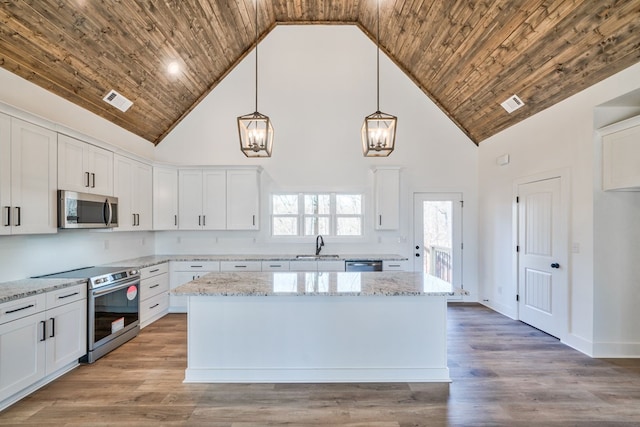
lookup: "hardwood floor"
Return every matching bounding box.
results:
[2,303,640,426]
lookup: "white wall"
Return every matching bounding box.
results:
[478,61,640,355]
[154,25,479,299]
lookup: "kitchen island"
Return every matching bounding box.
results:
[173,271,461,383]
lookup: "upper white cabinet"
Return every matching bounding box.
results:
[226,169,260,230]
[177,167,260,230]
[601,117,640,191]
[114,154,153,231]
[373,167,400,230]
[153,166,178,230]
[58,134,113,196]
[0,115,57,236]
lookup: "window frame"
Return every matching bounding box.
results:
[271,192,365,238]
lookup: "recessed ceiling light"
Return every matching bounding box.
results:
[167,61,180,75]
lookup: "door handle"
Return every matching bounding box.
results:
[551,263,560,269]
[85,171,90,187]
[15,207,20,226]
[3,206,9,226]
[91,173,96,188]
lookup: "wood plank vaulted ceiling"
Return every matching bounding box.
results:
[1,1,639,146]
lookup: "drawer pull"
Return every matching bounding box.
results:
[150,303,160,309]
[6,304,35,314]
[58,292,80,300]
[149,268,160,273]
[388,264,400,267]
[149,284,160,289]
[190,265,203,268]
[269,265,282,268]
[235,265,247,268]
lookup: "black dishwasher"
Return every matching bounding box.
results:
[345,260,383,272]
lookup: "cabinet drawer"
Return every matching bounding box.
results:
[219,261,262,272]
[140,273,169,299]
[261,261,290,271]
[383,260,409,271]
[0,294,46,325]
[45,284,87,309]
[140,263,169,280]
[171,261,220,272]
[140,292,169,324]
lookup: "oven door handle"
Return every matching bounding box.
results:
[92,279,139,297]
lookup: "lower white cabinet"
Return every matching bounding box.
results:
[140,263,169,328]
[219,261,262,272]
[382,260,409,271]
[170,261,220,312]
[261,261,290,271]
[0,284,86,409]
[289,260,346,271]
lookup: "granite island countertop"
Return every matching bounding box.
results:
[172,271,464,297]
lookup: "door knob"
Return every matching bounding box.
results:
[551,263,560,269]
[415,253,420,257]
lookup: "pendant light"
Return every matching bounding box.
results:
[238,0,274,157]
[361,0,396,157]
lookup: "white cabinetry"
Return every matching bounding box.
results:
[178,169,226,230]
[58,134,113,196]
[261,261,290,271]
[140,263,169,328]
[226,169,260,230]
[601,117,640,191]
[153,166,178,230]
[219,261,262,272]
[170,261,220,312]
[114,154,152,230]
[289,260,345,271]
[0,284,86,409]
[0,115,57,235]
[373,166,400,230]
[382,260,409,271]
[178,167,260,230]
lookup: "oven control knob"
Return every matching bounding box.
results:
[130,270,139,276]
[95,278,105,284]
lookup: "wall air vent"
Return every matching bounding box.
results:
[103,89,133,112]
[500,94,525,113]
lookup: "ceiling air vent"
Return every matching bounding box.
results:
[500,94,524,113]
[103,89,133,112]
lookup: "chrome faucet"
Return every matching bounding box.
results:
[315,235,325,256]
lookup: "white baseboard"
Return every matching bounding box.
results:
[591,341,640,358]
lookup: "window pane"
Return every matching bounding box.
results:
[336,217,361,235]
[305,194,330,215]
[273,195,298,215]
[273,216,297,235]
[304,216,330,235]
[336,195,362,215]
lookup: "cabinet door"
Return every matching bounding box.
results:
[226,169,259,230]
[0,312,46,402]
[45,299,87,374]
[374,167,400,230]
[86,144,113,196]
[170,271,208,313]
[178,170,203,230]
[58,134,89,193]
[133,161,153,230]
[0,113,10,236]
[202,170,226,230]
[153,167,178,230]
[114,155,135,230]
[10,118,57,234]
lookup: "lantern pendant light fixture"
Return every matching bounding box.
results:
[362,0,396,157]
[238,0,274,157]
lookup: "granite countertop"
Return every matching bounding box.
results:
[106,254,408,269]
[172,271,464,297]
[0,278,87,304]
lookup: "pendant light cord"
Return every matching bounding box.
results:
[254,0,259,112]
[376,0,380,112]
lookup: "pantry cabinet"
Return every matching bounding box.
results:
[114,154,153,231]
[0,115,57,236]
[58,134,113,196]
[153,166,178,230]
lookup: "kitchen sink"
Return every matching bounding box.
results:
[295,254,341,260]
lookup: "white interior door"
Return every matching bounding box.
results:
[413,193,463,300]
[517,177,567,338]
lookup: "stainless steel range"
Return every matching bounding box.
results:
[39,266,140,363]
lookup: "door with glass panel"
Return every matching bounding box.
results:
[413,193,463,300]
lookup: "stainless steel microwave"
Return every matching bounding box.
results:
[58,190,118,229]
